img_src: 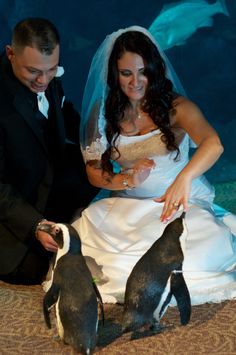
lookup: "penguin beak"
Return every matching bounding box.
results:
[181,211,186,219]
[36,223,63,248]
[37,223,55,236]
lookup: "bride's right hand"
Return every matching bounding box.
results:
[132,158,156,186]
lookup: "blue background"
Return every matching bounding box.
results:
[0,0,235,184]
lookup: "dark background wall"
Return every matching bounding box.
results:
[0,0,235,184]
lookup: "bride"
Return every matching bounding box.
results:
[72,26,236,304]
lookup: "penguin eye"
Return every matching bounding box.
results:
[54,226,61,234]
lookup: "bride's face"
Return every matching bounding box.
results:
[117,51,148,103]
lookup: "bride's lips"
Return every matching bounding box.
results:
[130,87,143,92]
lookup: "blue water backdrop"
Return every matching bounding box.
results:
[0,0,235,183]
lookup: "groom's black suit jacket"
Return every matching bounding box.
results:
[0,53,94,274]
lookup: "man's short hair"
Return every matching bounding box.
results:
[12,17,60,55]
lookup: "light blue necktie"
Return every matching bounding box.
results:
[37,92,49,118]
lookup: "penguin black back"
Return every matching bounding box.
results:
[122,212,191,333]
[39,223,103,354]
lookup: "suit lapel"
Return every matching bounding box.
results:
[2,54,48,153]
[3,53,66,158]
[46,79,66,158]
[13,91,48,153]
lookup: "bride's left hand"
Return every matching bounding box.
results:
[154,175,191,222]
[132,158,156,186]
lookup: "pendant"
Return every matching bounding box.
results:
[137,111,142,119]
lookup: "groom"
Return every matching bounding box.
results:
[0,17,98,285]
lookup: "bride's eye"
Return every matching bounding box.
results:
[119,70,132,77]
[139,68,146,75]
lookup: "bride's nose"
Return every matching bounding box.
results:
[130,73,140,87]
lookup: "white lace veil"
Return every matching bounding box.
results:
[80,25,186,163]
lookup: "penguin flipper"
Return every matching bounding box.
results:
[43,282,60,329]
[93,281,105,325]
[171,272,191,325]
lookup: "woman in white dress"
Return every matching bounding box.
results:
[72,26,236,305]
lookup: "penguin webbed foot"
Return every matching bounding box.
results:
[130,323,164,340]
[149,320,163,333]
[149,319,174,333]
[127,319,167,340]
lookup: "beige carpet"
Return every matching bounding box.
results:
[0,280,236,354]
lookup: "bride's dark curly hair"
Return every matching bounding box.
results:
[101,30,180,175]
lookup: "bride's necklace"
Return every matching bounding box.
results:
[128,106,144,121]
[137,109,143,120]
[121,106,145,135]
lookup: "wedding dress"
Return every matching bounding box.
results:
[72,128,236,304]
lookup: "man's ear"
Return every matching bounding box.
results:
[6,45,14,60]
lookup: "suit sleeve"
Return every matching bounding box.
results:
[0,128,43,243]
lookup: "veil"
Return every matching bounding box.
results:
[80,25,186,163]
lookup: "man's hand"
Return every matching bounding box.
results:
[35,220,58,252]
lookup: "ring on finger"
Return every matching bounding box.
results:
[172,202,180,209]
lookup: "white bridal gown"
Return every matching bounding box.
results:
[72,128,236,305]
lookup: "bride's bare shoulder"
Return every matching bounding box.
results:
[170,96,201,127]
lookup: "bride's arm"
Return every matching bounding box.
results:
[86,160,133,190]
[174,97,223,177]
[86,158,155,190]
[155,97,223,222]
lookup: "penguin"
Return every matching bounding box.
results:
[122,211,191,333]
[37,222,104,355]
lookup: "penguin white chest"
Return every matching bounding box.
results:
[43,224,71,293]
[153,275,171,322]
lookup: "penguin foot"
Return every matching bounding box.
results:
[150,321,174,333]
[149,321,163,333]
[130,326,162,340]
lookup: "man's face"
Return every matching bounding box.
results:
[6,44,59,93]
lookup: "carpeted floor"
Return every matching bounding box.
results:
[0,181,235,354]
[0,280,236,354]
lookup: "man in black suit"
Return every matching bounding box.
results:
[0,17,98,285]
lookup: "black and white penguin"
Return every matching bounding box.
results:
[37,223,104,355]
[122,211,191,333]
